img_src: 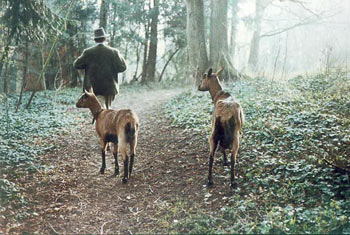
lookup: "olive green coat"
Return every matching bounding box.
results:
[73,44,127,96]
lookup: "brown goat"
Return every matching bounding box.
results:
[76,89,139,184]
[198,67,244,188]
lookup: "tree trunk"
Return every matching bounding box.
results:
[140,21,150,84]
[281,33,289,80]
[185,0,209,86]
[0,37,12,87]
[15,40,29,112]
[146,0,160,83]
[209,0,239,80]
[122,41,130,83]
[3,59,10,94]
[110,3,117,47]
[209,0,228,65]
[229,0,239,58]
[99,0,109,30]
[132,40,141,83]
[248,0,269,72]
[159,47,180,82]
[248,30,261,72]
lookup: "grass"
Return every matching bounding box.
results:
[164,70,350,233]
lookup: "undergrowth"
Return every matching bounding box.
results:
[0,88,87,217]
[0,82,186,222]
[165,70,350,233]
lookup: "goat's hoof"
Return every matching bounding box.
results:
[231,182,237,189]
[115,169,119,176]
[207,180,214,187]
[223,162,229,167]
[122,178,127,184]
[100,168,105,174]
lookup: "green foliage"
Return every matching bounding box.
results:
[166,90,212,132]
[160,1,186,48]
[0,88,87,210]
[165,72,350,233]
[1,0,63,42]
[0,179,26,208]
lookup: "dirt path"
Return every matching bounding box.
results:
[9,88,238,234]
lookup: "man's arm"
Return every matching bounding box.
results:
[114,49,127,73]
[73,49,88,69]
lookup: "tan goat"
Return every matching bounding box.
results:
[198,67,244,188]
[76,89,139,184]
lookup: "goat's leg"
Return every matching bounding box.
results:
[121,147,129,184]
[129,139,136,177]
[208,137,218,186]
[221,147,228,166]
[113,143,119,176]
[105,96,111,153]
[230,136,240,188]
[123,155,129,184]
[100,143,107,174]
[129,153,134,178]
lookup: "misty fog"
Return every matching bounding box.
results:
[234,0,350,78]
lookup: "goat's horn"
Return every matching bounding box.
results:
[216,67,224,76]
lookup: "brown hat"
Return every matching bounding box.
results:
[94,28,109,39]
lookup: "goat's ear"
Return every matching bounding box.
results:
[216,67,224,77]
[208,68,213,76]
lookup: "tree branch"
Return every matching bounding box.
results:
[324,158,350,174]
[260,16,318,38]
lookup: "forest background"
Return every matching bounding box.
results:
[1,0,350,233]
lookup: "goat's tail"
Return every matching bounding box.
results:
[125,121,137,143]
[215,116,235,149]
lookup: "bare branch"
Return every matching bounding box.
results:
[260,17,315,38]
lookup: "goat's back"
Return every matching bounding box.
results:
[213,96,244,132]
[96,109,139,140]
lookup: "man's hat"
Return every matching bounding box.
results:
[94,28,109,39]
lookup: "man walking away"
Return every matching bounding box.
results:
[73,28,127,109]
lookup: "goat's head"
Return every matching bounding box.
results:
[198,67,224,91]
[76,88,96,108]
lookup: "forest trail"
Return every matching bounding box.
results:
[10,87,236,234]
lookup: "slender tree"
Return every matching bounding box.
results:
[185,0,208,85]
[248,0,270,72]
[146,0,160,82]
[140,5,150,84]
[209,0,228,66]
[229,0,239,59]
[209,0,240,80]
[99,0,109,30]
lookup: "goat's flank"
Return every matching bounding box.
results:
[76,89,139,184]
[198,67,244,188]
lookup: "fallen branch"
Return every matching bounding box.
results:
[49,223,62,235]
[100,219,114,235]
[323,158,350,174]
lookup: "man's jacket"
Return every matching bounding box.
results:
[73,44,127,96]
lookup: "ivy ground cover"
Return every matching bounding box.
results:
[165,73,350,233]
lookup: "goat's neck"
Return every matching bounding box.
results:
[89,99,103,120]
[209,80,223,102]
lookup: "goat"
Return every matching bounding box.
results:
[198,67,244,188]
[76,89,139,184]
